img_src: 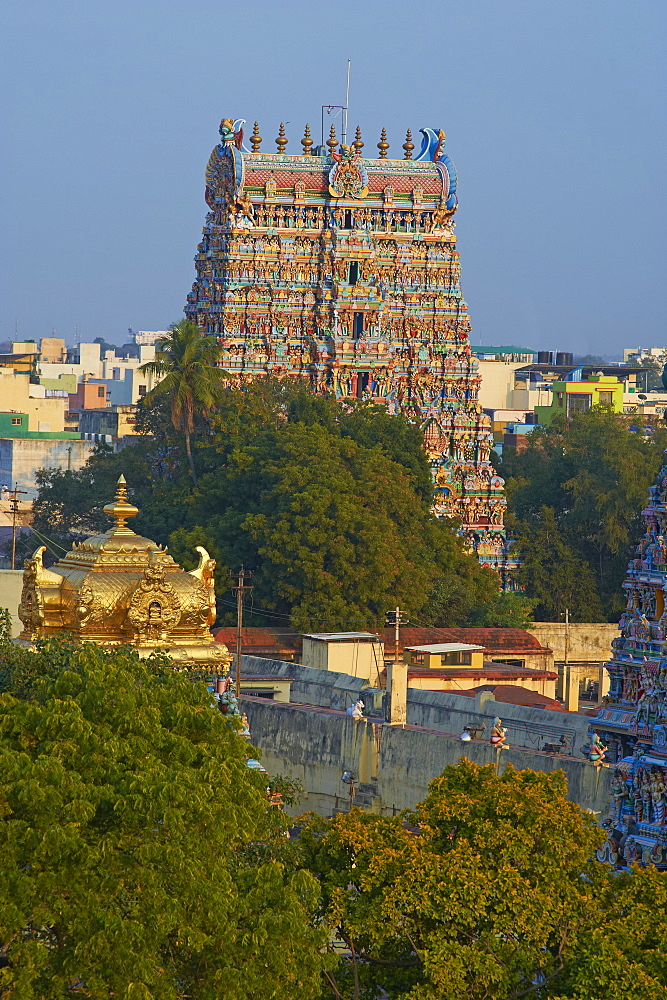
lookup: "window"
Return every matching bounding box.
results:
[441,651,472,666]
[344,209,353,228]
[567,393,592,416]
[11,417,21,425]
[556,392,564,407]
[348,261,359,285]
[138,385,147,397]
[97,385,106,397]
[353,313,364,339]
[598,390,614,405]
[412,653,425,664]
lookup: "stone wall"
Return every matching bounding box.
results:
[240,656,612,819]
[242,696,612,819]
[0,438,98,499]
[527,623,619,663]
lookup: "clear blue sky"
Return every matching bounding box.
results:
[2,0,665,356]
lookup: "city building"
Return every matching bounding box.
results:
[21,338,160,407]
[184,116,516,581]
[593,458,667,867]
[472,346,536,363]
[403,641,558,698]
[75,405,138,441]
[301,632,384,687]
[131,329,169,347]
[623,346,665,364]
[535,374,625,425]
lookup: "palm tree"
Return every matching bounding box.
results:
[139,320,227,485]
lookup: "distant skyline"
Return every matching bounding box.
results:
[2,0,665,355]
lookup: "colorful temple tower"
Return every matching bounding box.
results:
[185,117,515,582]
[594,456,667,868]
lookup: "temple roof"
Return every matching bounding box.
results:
[17,477,231,670]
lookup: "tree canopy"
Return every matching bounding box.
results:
[299,759,667,1000]
[139,319,229,484]
[24,378,529,631]
[0,639,329,999]
[500,407,667,620]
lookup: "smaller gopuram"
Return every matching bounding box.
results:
[17,476,231,672]
[594,456,667,867]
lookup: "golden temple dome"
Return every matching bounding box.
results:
[17,476,231,670]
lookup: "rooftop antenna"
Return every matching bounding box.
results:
[342,59,350,145]
[320,60,350,149]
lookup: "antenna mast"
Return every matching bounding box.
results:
[342,59,350,144]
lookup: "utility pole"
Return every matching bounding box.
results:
[230,567,253,699]
[7,485,28,570]
[385,606,408,725]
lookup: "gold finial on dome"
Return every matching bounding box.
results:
[250,121,262,152]
[276,123,287,154]
[352,126,364,154]
[377,128,389,159]
[403,128,414,159]
[326,123,338,156]
[301,123,313,155]
[103,475,139,536]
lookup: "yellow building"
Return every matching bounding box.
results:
[404,642,558,699]
[0,370,70,433]
[301,632,384,688]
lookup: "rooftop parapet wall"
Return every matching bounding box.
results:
[242,695,612,819]
[241,655,594,754]
[527,623,619,663]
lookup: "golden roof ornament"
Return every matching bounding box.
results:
[326,123,338,156]
[377,128,389,159]
[250,121,262,152]
[17,477,231,672]
[352,126,364,154]
[103,475,139,536]
[403,128,414,160]
[275,123,287,154]
[301,123,313,155]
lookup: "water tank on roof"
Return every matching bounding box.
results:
[556,352,574,367]
[537,351,553,365]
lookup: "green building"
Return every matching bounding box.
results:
[535,374,624,425]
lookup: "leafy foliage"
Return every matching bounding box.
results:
[139,319,229,483]
[501,408,667,620]
[24,379,517,631]
[0,640,329,998]
[299,759,667,1000]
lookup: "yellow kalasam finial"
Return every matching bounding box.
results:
[250,121,262,152]
[403,128,414,160]
[352,126,364,154]
[377,128,389,159]
[103,475,139,535]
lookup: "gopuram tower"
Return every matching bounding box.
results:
[185,117,516,582]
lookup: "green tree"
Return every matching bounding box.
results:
[299,759,667,1000]
[22,379,512,629]
[0,639,329,998]
[19,440,191,567]
[514,506,604,621]
[636,350,667,390]
[181,422,441,630]
[139,319,228,484]
[501,408,667,619]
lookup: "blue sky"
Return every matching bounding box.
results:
[1,0,665,355]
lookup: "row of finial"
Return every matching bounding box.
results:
[248,122,416,159]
